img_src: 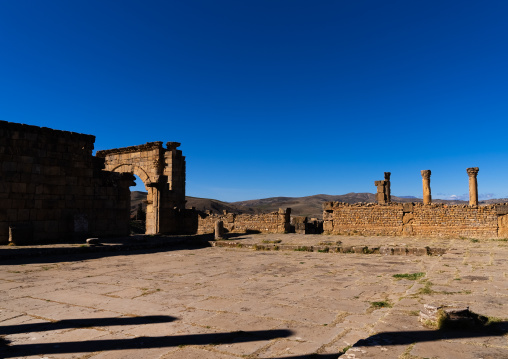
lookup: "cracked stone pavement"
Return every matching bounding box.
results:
[1,234,507,358]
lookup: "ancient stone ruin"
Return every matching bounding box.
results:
[0,121,198,244]
[2,120,508,243]
[0,121,134,244]
[374,172,391,204]
[324,168,508,238]
[197,209,291,235]
[96,141,187,235]
[467,167,479,206]
[323,201,508,238]
[421,169,432,205]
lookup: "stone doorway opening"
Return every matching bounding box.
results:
[130,174,147,234]
[95,141,186,235]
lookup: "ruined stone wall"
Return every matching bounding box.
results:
[323,203,403,236]
[197,209,291,235]
[411,204,499,238]
[323,202,507,239]
[0,121,134,244]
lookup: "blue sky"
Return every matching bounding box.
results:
[1,1,507,202]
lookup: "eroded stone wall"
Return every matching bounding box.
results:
[197,209,291,235]
[323,203,404,236]
[0,121,134,244]
[323,202,508,239]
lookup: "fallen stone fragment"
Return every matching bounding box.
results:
[86,237,100,245]
[420,304,484,329]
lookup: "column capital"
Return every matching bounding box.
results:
[166,142,181,151]
[384,172,391,180]
[467,167,479,177]
[421,170,431,179]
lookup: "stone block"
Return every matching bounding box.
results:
[393,247,407,255]
[86,237,100,245]
[402,203,414,213]
[9,224,34,245]
[402,213,414,224]
[353,246,367,254]
[495,205,508,215]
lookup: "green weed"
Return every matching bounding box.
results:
[393,272,425,280]
[370,300,392,309]
[262,239,282,244]
[294,246,312,252]
[418,281,434,295]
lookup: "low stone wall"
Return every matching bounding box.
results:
[411,204,500,238]
[0,121,134,244]
[323,203,403,236]
[323,202,508,239]
[197,209,291,234]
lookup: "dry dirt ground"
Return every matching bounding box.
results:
[1,234,507,358]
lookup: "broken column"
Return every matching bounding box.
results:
[374,180,387,204]
[214,220,224,240]
[384,172,391,203]
[467,167,479,206]
[421,170,432,205]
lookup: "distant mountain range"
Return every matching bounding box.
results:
[131,191,508,219]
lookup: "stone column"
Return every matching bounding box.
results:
[215,220,224,240]
[384,172,391,203]
[421,170,432,205]
[375,180,387,204]
[467,167,479,206]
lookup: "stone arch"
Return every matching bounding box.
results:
[111,164,152,190]
[95,141,186,235]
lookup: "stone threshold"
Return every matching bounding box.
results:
[210,240,447,255]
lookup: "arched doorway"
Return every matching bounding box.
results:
[96,141,186,235]
[130,174,147,233]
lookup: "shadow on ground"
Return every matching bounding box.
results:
[351,321,508,347]
[259,354,343,358]
[0,315,177,336]
[0,316,293,358]
[0,234,215,265]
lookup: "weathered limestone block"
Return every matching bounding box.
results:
[323,220,333,232]
[9,224,33,245]
[498,214,508,238]
[402,202,414,213]
[402,224,414,235]
[495,204,508,215]
[402,213,414,224]
[86,237,100,245]
[374,180,388,204]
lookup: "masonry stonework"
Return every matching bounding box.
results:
[323,202,507,239]
[197,209,291,235]
[0,121,134,244]
[96,142,186,234]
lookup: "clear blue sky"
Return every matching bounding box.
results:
[1,1,507,202]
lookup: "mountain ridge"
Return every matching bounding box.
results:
[131,191,508,220]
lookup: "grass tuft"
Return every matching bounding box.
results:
[370,300,392,309]
[393,272,425,280]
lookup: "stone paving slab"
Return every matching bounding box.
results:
[1,234,507,358]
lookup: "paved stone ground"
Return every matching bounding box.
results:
[1,234,507,358]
